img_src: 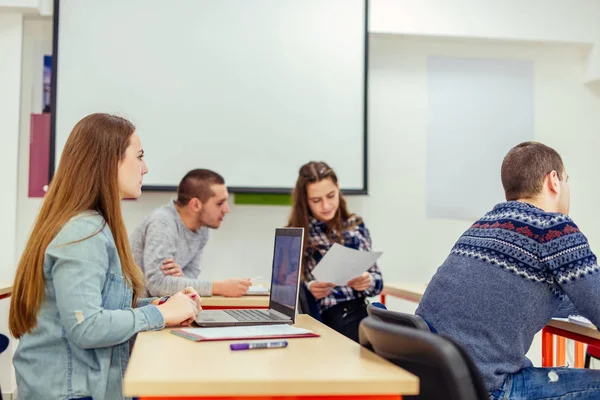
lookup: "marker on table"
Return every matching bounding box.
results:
[230,340,288,351]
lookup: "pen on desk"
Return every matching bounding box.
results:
[330,287,341,295]
[230,340,288,351]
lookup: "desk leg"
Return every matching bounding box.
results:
[542,328,554,367]
[380,294,386,306]
[557,337,566,366]
[575,342,585,368]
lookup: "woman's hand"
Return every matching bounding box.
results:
[308,281,336,300]
[347,272,371,291]
[156,292,199,327]
[179,287,202,326]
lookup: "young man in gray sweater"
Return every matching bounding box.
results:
[417,142,600,399]
[130,169,251,297]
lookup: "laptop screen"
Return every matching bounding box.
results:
[269,228,304,319]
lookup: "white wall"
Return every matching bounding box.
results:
[0,0,37,11]
[16,18,53,270]
[370,0,600,83]
[0,11,22,400]
[370,0,600,43]
[0,0,52,16]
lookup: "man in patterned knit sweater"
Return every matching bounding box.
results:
[417,142,600,399]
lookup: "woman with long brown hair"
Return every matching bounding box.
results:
[287,161,383,342]
[9,113,201,400]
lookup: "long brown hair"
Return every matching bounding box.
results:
[9,113,144,338]
[287,161,360,260]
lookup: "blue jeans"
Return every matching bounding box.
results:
[489,367,600,399]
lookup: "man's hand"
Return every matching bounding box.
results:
[161,258,184,277]
[212,279,252,297]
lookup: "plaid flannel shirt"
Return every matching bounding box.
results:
[304,215,383,310]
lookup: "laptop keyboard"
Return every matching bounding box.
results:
[224,309,286,322]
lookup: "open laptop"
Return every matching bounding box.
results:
[195,227,304,327]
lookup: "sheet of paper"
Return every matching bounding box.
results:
[568,315,596,328]
[180,325,312,339]
[311,243,382,285]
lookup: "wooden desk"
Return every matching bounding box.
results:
[201,294,270,309]
[201,283,270,309]
[0,280,13,300]
[546,319,600,343]
[124,314,419,400]
[543,319,600,368]
[381,283,425,304]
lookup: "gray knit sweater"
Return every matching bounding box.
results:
[130,201,212,297]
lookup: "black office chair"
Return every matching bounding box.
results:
[359,316,488,400]
[367,303,431,331]
[0,334,9,395]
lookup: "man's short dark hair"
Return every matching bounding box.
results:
[176,169,225,205]
[501,141,564,201]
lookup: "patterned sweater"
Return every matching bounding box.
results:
[417,201,600,391]
[304,215,383,310]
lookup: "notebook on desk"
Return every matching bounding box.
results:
[246,286,270,296]
[171,324,319,342]
[195,227,304,327]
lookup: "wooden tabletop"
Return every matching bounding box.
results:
[547,319,600,341]
[200,294,270,308]
[123,314,419,397]
[382,283,426,303]
[0,280,13,298]
[201,283,271,308]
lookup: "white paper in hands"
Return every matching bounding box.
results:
[311,243,382,285]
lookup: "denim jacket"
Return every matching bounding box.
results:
[13,213,165,400]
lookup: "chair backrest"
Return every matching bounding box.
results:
[297,283,322,321]
[0,334,6,396]
[0,334,8,354]
[359,317,488,400]
[441,333,490,399]
[367,304,431,331]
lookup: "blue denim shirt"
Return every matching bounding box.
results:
[13,213,165,400]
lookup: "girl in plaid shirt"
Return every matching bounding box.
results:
[287,161,383,342]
